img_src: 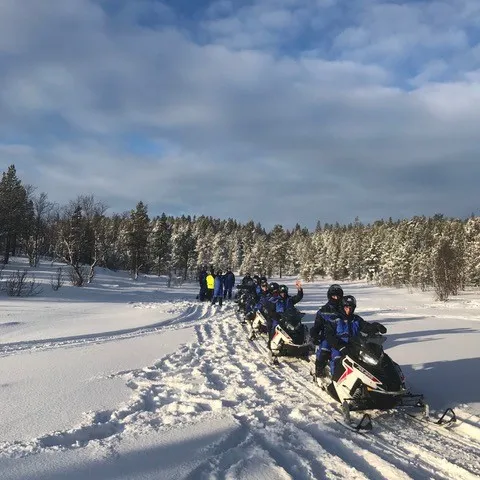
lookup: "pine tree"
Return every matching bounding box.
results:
[269,224,288,277]
[171,218,196,280]
[0,165,31,264]
[127,201,150,279]
[150,213,172,276]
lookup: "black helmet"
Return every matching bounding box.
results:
[260,276,268,284]
[279,285,288,295]
[327,284,343,302]
[260,279,269,288]
[269,282,279,293]
[253,275,260,284]
[342,295,356,314]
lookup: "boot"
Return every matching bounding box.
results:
[315,359,327,378]
[315,349,331,378]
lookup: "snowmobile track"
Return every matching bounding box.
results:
[0,300,215,357]
[1,302,478,480]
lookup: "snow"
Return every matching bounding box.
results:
[0,259,479,479]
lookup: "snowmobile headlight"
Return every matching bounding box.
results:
[360,350,379,365]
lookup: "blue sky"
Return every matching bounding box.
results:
[1,0,480,229]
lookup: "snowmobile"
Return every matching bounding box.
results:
[270,308,313,362]
[246,310,269,340]
[317,333,455,431]
[234,285,257,320]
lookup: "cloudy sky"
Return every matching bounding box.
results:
[1,0,479,229]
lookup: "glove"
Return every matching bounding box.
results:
[339,344,351,357]
[374,322,387,334]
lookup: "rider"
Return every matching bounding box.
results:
[325,295,387,378]
[310,284,344,378]
[254,279,270,312]
[266,280,304,349]
[276,281,303,314]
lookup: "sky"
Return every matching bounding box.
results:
[1,0,480,229]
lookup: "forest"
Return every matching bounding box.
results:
[1,164,477,301]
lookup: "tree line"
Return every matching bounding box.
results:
[1,164,477,300]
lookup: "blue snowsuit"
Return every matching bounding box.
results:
[265,289,304,346]
[310,301,343,365]
[325,313,380,376]
[223,271,235,299]
[212,275,224,306]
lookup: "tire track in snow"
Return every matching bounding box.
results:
[194,318,371,479]
[0,303,478,480]
[0,300,215,357]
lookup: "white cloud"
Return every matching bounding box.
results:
[1,0,480,227]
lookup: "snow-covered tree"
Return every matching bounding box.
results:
[126,201,150,279]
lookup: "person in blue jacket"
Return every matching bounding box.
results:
[310,284,344,378]
[252,278,270,316]
[325,295,387,378]
[223,269,236,300]
[265,280,303,349]
[211,270,225,307]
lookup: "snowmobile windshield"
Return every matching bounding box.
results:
[351,336,385,366]
[281,309,304,331]
[365,335,387,346]
[359,347,382,366]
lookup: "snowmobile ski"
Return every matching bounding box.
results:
[405,406,456,427]
[334,413,373,434]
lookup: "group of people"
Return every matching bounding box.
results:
[238,275,388,385]
[198,267,236,306]
[310,284,387,380]
[237,273,305,350]
[199,269,387,385]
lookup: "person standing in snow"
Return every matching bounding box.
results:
[198,267,208,301]
[205,270,215,301]
[211,270,224,307]
[223,269,235,300]
[310,284,344,378]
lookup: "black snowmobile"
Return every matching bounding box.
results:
[270,308,313,362]
[234,284,257,320]
[320,333,455,431]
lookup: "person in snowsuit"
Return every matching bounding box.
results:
[265,281,304,349]
[223,269,235,300]
[211,270,224,307]
[205,271,215,301]
[325,295,387,379]
[198,267,208,301]
[310,284,344,377]
[244,278,270,322]
[235,274,257,317]
[252,278,270,316]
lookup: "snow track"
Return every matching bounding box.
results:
[0,300,213,357]
[1,302,480,479]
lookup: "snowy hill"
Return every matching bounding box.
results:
[0,259,479,479]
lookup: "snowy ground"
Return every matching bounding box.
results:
[0,258,479,479]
